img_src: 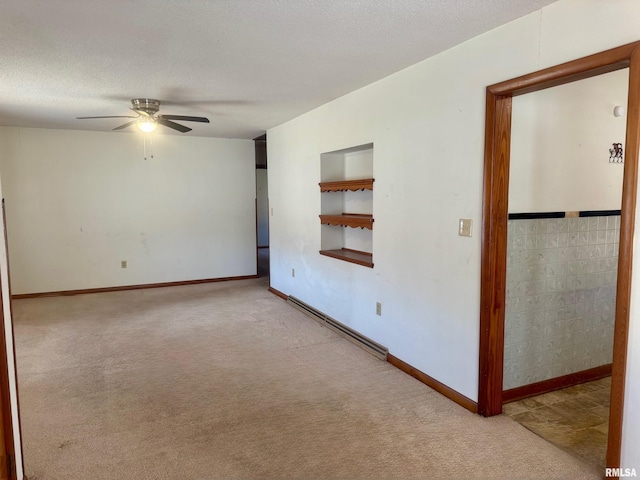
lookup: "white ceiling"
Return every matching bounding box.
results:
[0,0,558,139]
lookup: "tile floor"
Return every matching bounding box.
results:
[504,377,611,470]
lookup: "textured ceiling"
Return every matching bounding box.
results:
[0,0,558,138]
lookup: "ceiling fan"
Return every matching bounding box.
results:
[76,98,210,133]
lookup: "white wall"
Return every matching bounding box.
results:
[267,0,640,470]
[0,127,256,294]
[510,69,627,213]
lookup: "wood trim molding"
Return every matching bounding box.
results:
[12,275,259,300]
[480,40,640,471]
[319,213,374,229]
[503,364,612,403]
[479,92,512,417]
[488,41,640,97]
[319,178,374,192]
[0,201,16,480]
[319,248,373,268]
[0,289,15,479]
[268,286,287,301]
[606,44,640,469]
[388,354,478,413]
[2,200,21,479]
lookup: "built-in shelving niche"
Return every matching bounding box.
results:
[319,143,374,267]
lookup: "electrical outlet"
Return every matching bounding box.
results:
[271,207,274,216]
[376,302,382,316]
[291,268,295,278]
[459,219,472,237]
[121,260,127,268]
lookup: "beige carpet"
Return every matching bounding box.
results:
[13,278,600,480]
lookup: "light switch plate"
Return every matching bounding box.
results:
[459,219,472,237]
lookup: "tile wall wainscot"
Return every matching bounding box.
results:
[503,214,619,390]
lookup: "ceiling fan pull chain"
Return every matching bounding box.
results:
[142,134,155,161]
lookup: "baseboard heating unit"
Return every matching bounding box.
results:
[287,296,388,360]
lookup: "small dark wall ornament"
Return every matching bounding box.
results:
[610,143,624,163]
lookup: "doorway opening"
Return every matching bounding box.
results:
[255,134,270,278]
[498,68,627,470]
[479,41,640,471]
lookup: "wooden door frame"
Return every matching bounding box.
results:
[479,41,640,470]
[0,199,18,479]
[0,275,15,480]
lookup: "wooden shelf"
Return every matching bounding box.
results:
[319,178,374,192]
[319,213,373,229]
[319,148,374,268]
[319,248,373,268]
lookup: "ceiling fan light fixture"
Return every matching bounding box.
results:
[76,98,208,133]
[137,117,158,133]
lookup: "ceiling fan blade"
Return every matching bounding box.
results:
[159,115,210,123]
[113,120,137,131]
[157,118,192,133]
[77,116,137,119]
